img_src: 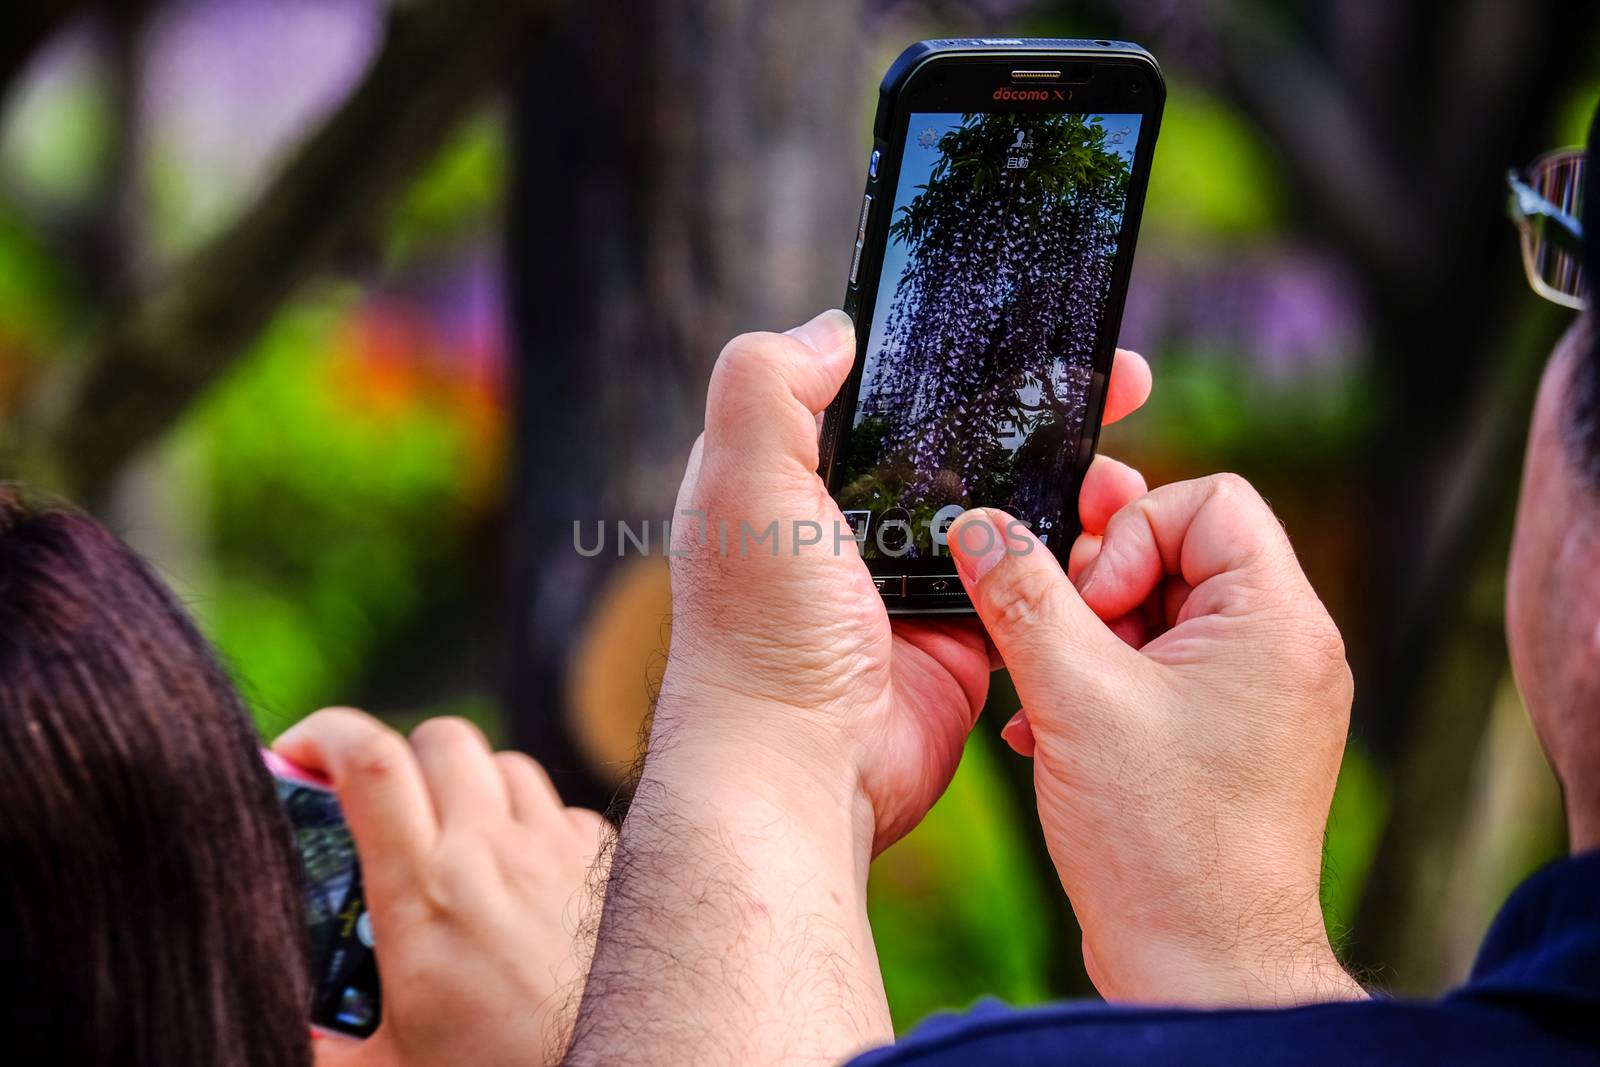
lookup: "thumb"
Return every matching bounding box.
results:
[949,509,1143,731]
[701,309,855,469]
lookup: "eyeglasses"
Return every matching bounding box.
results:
[1506,148,1586,309]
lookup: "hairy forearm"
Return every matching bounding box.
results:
[563,732,892,1066]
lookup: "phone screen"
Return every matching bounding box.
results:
[274,775,381,1038]
[841,109,1144,559]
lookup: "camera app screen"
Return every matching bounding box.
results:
[276,778,381,1036]
[842,110,1142,559]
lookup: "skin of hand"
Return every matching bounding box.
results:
[273,708,611,1067]
[565,309,1151,1065]
[658,308,1152,851]
[948,474,1366,1008]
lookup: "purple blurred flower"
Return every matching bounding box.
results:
[144,0,383,242]
[1121,247,1368,381]
[397,244,508,388]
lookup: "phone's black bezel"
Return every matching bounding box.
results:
[821,39,1165,616]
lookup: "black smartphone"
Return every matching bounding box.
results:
[265,751,381,1040]
[820,38,1164,614]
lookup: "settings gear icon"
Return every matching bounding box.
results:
[916,127,937,148]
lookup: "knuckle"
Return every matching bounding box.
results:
[1334,659,1355,708]
[302,705,369,732]
[711,332,786,395]
[1314,619,1355,698]
[350,726,412,782]
[1277,604,1354,716]
[415,855,475,919]
[705,334,797,443]
[494,748,538,773]
[409,715,481,748]
[985,562,1062,636]
[565,806,609,840]
[501,751,559,795]
[1318,616,1349,663]
[1207,471,1257,505]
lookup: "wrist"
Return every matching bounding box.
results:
[1189,944,1365,1007]
[574,691,892,1063]
[1091,908,1365,1008]
[650,669,877,856]
[643,728,877,877]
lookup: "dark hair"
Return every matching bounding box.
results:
[0,487,310,1066]
[1570,102,1600,480]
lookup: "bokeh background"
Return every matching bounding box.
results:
[3,0,1596,1027]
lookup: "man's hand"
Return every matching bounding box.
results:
[656,308,991,852]
[567,310,1151,1065]
[274,709,611,1067]
[659,308,1152,850]
[949,476,1364,1008]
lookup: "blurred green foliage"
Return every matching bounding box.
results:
[385,110,506,265]
[0,203,71,356]
[170,293,492,736]
[1142,82,1283,242]
[1136,352,1376,467]
[1322,744,1388,947]
[1555,77,1600,146]
[870,731,1054,1028]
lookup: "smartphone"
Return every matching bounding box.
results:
[264,750,381,1040]
[820,38,1164,614]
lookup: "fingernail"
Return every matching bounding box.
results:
[1000,710,1035,756]
[787,308,854,353]
[950,509,1008,586]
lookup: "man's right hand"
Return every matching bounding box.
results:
[948,474,1364,1007]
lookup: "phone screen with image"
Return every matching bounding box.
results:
[841,109,1145,560]
[273,770,381,1038]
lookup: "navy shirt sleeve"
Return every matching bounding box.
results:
[848,852,1600,1066]
[847,996,1597,1066]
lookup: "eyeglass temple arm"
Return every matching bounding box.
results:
[1507,170,1586,253]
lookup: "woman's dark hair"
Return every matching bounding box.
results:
[0,487,310,1066]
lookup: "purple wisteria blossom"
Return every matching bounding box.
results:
[847,111,1131,540]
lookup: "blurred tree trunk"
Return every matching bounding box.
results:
[504,1,867,809]
[1111,0,1599,989]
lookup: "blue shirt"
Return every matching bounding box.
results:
[849,851,1600,1065]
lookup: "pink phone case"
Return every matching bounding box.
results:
[262,748,333,790]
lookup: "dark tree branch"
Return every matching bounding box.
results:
[19,0,557,506]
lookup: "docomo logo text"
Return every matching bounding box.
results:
[993,87,1051,101]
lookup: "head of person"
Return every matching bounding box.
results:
[1507,102,1600,853]
[0,488,309,1065]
